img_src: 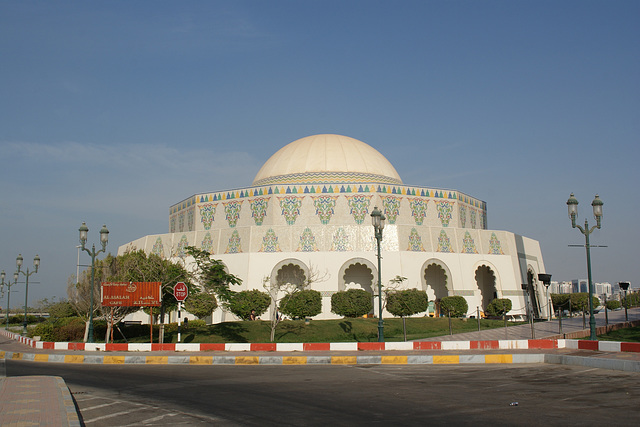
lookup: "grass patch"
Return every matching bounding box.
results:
[596,326,640,342]
[118,317,520,344]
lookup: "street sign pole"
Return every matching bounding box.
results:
[173,282,188,343]
[178,302,182,343]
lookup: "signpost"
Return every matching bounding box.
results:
[174,282,188,342]
[101,282,162,343]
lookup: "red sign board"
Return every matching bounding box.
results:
[101,282,162,307]
[174,282,188,302]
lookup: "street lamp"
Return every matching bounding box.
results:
[2,270,17,329]
[371,206,386,342]
[538,273,552,321]
[619,281,630,322]
[567,193,603,340]
[79,222,109,343]
[16,254,40,335]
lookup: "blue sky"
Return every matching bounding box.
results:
[1,1,638,306]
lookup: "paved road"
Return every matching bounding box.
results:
[419,307,640,342]
[6,358,640,426]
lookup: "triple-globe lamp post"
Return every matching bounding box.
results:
[79,222,109,343]
[566,193,603,341]
[16,254,40,335]
[1,270,18,329]
[371,206,386,342]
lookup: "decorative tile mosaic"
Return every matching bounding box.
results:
[470,209,477,229]
[459,205,467,228]
[201,232,214,254]
[199,203,217,230]
[225,230,242,254]
[297,227,319,252]
[260,228,282,252]
[381,195,402,224]
[178,213,185,232]
[462,231,478,254]
[170,217,176,233]
[278,196,304,225]
[250,197,269,226]
[253,171,402,187]
[437,229,453,253]
[409,198,428,225]
[312,195,339,225]
[331,227,351,251]
[223,200,243,228]
[151,237,164,258]
[488,232,505,255]
[187,208,195,231]
[408,228,425,251]
[436,201,454,227]
[177,235,189,258]
[346,194,373,224]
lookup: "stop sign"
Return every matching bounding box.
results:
[174,282,188,302]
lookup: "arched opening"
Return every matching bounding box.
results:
[475,265,497,309]
[275,263,307,288]
[424,263,448,301]
[340,259,375,315]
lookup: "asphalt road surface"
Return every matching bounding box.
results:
[6,360,640,426]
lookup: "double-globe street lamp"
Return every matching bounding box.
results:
[370,206,386,342]
[79,222,109,343]
[16,254,40,335]
[566,193,603,341]
[1,270,18,329]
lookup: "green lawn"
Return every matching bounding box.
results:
[596,326,640,342]
[119,317,518,344]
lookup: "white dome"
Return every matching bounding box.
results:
[252,134,402,186]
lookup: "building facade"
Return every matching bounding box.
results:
[119,134,549,321]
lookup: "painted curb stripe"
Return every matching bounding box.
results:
[433,355,459,364]
[485,354,513,364]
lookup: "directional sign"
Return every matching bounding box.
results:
[174,282,188,302]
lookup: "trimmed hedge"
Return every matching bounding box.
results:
[440,296,468,318]
[279,289,322,319]
[386,289,428,317]
[331,289,373,318]
[485,298,512,317]
[228,290,271,320]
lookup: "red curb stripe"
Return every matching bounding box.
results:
[578,340,599,351]
[621,342,640,353]
[152,344,176,351]
[413,342,441,350]
[471,340,499,349]
[200,343,225,351]
[43,342,55,349]
[528,339,557,349]
[68,343,85,351]
[358,342,385,351]
[106,343,129,352]
[304,343,330,351]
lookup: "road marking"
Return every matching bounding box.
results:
[83,408,145,423]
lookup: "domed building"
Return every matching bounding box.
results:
[119,134,549,321]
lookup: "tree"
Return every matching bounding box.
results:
[184,293,218,319]
[605,299,621,311]
[228,290,270,320]
[386,288,428,341]
[331,289,373,318]
[484,298,512,317]
[279,289,322,319]
[186,246,242,307]
[440,296,468,318]
[47,300,76,319]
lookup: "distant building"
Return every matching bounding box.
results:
[595,282,612,298]
[572,279,588,293]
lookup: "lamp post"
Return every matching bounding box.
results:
[538,273,552,321]
[16,254,40,335]
[79,222,109,343]
[2,270,17,329]
[567,193,603,341]
[371,206,386,342]
[619,281,630,322]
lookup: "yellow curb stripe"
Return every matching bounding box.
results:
[103,356,125,364]
[381,356,408,364]
[433,355,459,364]
[331,356,357,365]
[145,356,168,364]
[283,356,307,365]
[34,354,49,362]
[11,353,23,360]
[0,351,5,359]
[235,356,259,365]
[189,356,213,365]
[64,355,84,364]
[485,354,513,364]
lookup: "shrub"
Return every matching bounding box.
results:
[228,290,270,320]
[551,294,571,311]
[386,289,428,318]
[184,292,218,319]
[279,289,322,319]
[47,301,76,319]
[440,296,468,318]
[605,300,621,310]
[622,292,640,308]
[485,298,512,317]
[570,293,600,312]
[31,322,56,341]
[331,289,373,318]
